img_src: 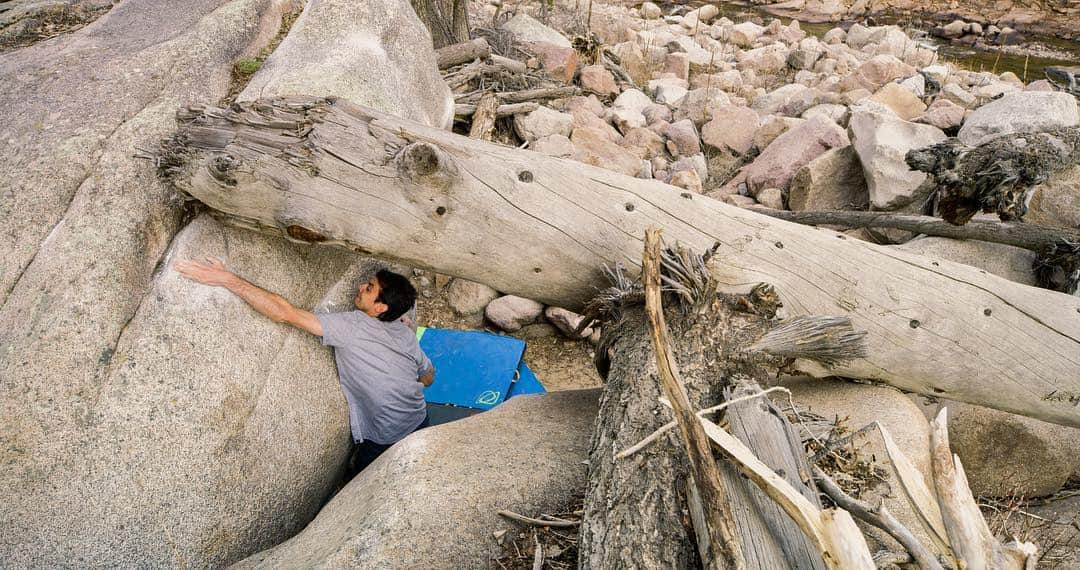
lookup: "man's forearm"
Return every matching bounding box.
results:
[223,275,296,324]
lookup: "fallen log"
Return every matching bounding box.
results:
[746,207,1080,253]
[435,37,490,69]
[158,97,1080,427]
[453,101,537,118]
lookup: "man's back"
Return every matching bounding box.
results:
[318,311,431,445]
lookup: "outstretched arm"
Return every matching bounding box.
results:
[175,257,323,336]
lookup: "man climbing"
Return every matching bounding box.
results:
[176,257,435,477]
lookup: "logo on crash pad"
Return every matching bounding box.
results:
[476,390,500,406]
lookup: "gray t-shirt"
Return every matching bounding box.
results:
[317,311,432,444]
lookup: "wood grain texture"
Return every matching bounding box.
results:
[162,96,1080,427]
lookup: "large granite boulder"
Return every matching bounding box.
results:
[234,390,601,567]
[1026,163,1080,230]
[957,92,1079,146]
[0,0,453,566]
[945,403,1080,498]
[896,237,1038,286]
[849,103,947,210]
[238,0,454,129]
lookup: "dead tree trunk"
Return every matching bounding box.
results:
[580,303,828,569]
[157,97,1080,428]
[410,0,469,49]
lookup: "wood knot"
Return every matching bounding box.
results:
[398,142,458,190]
[286,225,328,242]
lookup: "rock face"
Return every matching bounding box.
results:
[788,146,869,211]
[849,104,947,209]
[744,115,849,195]
[239,0,454,129]
[0,0,454,566]
[957,92,1079,146]
[946,403,1080,497]
[233,390,601,567]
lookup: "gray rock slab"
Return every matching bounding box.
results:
[237,0,454,129]
[499,12,571,48]
[849,103,946,209]
[744,115,849,195]
[896,237,1038,286]
[957,92,1079,146]
[0,0,454,565]
[233,389,601,568]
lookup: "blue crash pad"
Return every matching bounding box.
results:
[418,327,528,410]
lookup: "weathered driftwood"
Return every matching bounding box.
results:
[435,37,489,69]
[907,127,1080,225]
[159,97,1080,427]
[466,91,498,140]
[641,230,743,569]
[453,101,537,118]
[929,409,1038,569]
[747,207,1080,254]
[697,415,875,570]
[579,296,828,568]
[812,466,944,570]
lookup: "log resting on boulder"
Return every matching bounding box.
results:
[161,97,1080,427]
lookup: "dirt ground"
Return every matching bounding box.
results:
[413,273,603,392]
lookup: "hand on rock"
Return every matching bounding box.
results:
[175,257,235,287]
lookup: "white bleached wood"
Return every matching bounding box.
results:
[166,97,1080,427]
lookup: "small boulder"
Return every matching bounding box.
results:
[940,19,966,38]
[499,13,572,48]
[896,237,1038,286]
[447,279,500,315]
[571,127,643,177]
[529,42,579,84]
[915,98,965,130]
[730,21,765,48]
[752,83,820,117]
[670,169,703,193]
[957,92,1079,146]
[544,306,594,338]
[648,75,690,106]
[753,115,805,151]
[613,88,653,115]
[485,295,544,332]
[664,119,701,157]
[640,1,662,19]
[947,403,1080,497]
[664,52,691,81]
[802,103,850,127]
[701,106,760,155]
[788,145,869,211]
[532,134,575,158]
[620,127,666,160]
[869,82,927,121]
[937,83,976,109]
[839,54,916,92]
[849,104,946,209]
[674,87,732,126]
[1025,163,1080,231]
[513,106,573,142]
[756,187,784,209]
[745,115,849,195]
[579,65,619,97]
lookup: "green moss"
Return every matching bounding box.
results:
[232,58,262,78]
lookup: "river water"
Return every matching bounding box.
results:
[695,1,1079,80]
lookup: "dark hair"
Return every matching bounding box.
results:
[374,269,417,322]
